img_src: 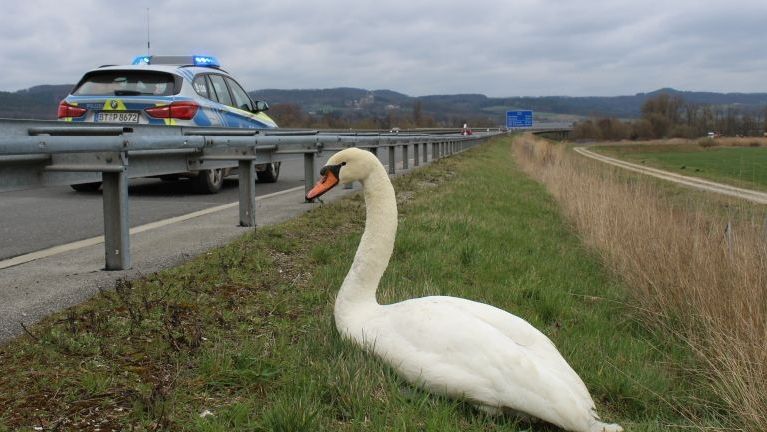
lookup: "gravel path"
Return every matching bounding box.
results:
[574,146,767,205]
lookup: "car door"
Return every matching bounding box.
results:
[190,74,221,126]
[224,77,276,128]
[206,74,238,127]
[207,74,272,128]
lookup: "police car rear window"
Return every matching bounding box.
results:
[73,71,177,96]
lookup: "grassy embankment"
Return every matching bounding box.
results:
[593,138,767,192]
[516,134,767,432]
[1,136,713,431]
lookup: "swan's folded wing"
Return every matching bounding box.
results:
[423,296,594,401]
[362,300,591,425]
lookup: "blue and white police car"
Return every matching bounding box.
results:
[59,55,280,192]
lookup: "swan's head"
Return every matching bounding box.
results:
[306,147,378,200]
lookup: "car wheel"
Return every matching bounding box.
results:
[70,182,102,192]
[193,169,224,194]
[256,162,281,183]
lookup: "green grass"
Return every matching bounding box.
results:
[594,142,767,192]
[0,137,718,430]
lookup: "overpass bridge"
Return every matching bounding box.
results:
[507,122,573,140]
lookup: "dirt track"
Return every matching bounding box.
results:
[574,146,767,205]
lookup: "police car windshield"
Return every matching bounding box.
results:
[73,70,177,96]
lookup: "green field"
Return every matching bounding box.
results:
[594,143,767,191]
[0,137,717,431]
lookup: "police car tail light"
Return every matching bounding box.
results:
[57,101,87,118]
[145,101,199,120]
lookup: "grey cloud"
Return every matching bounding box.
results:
[0,0,765,96]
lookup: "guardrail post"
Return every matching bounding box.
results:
[102,168,130,270]
[238,159,256,226]
[388,145,396,174]
[432,142,438,160]
[402,144,409,170]
[423,142,428,163]
[413,143,419,167]
[304,152,316,202]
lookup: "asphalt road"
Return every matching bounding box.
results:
[0,148,429,261]
[0,155,316,260]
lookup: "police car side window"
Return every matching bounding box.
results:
[192,75,209,99]
[208,74,233,107]
[226,78,253,111]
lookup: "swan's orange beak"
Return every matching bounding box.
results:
[306,164,341,200]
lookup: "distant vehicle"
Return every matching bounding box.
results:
[461,123,472,136]
[58,55,281,193]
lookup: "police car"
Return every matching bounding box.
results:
[58,55,280,193]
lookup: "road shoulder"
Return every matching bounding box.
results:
[0,185,355,343]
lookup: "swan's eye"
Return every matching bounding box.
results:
[341,162,347,166]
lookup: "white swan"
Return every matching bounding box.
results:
[306,148,623,432]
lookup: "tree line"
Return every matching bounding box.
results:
[267,101,496,130]
[571,93,767,140]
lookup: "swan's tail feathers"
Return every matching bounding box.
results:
[590,421,623,432]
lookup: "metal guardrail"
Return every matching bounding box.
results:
[0,119,501,270]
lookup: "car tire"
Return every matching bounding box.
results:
[193,169,224,194]
[256,162,281,183]
[70,182,102,192]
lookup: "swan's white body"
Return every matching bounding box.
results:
[315,148,622,432]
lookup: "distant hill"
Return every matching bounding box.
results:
[3,84,767,123]
[251,88,412,117]
[0,85,72,120]
[251,87,767,123]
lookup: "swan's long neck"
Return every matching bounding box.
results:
[336,163,397,311]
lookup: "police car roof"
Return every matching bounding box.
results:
[131,55,222,68]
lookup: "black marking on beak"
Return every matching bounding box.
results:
[320,163,343,179]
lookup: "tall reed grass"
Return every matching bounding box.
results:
[513,134,767,431]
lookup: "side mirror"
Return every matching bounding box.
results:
[253,100,269,113]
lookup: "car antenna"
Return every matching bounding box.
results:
[146,7,151,55]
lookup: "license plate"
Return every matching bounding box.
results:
[96,111,139,123]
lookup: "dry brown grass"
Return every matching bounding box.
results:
[513,134,767,431]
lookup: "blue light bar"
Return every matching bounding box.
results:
[128,55,221,67]
[192,55,220,67]
[132,55,151,65]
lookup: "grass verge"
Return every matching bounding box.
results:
[1,136,712,431]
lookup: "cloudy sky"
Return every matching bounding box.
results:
[2,0,766,97]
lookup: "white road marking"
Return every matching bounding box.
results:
[0,186,306,270]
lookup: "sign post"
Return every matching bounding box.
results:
[506,110,533,129]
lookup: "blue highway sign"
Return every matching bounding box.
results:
[506,110,533,128]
